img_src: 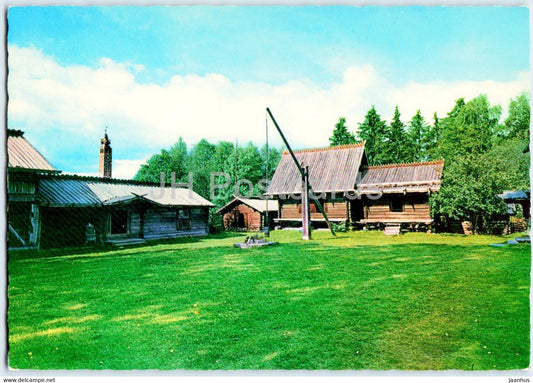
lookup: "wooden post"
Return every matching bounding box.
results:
[139,207,145,239]
[302,166,311,240]
[266,107,334,237]
[29,204,41,249]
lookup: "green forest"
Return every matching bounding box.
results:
[135,92,530,233]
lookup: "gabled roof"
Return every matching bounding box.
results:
[7,130,58,172]
[38,175,214,208]
[498,190,530,202]
[359,159,444,194]
[217,196,278,214]
[266,142,367,195]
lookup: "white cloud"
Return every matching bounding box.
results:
[8,45,530,179]
[59,160,147,179]
[113,159,149,180]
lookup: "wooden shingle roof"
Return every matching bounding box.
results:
[266,143,367,195]
[359,159,444,194]
[217,196,278,214]
[7,130,57,172]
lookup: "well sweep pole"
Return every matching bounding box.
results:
[266,107,336,237]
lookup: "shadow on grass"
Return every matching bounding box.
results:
[9,231,247,262]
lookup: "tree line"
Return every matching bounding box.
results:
[329,92,530,233]
[136,92,529,234]
[134,138,281,212]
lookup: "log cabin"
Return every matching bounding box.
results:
[497,190,530,234]
[7,129,61,247]
[266,143,444,232]
[217,196,278,231]
[265,143,369,228]
[7,131,214,249]
[358,160,444,233]
[36,174,214,248]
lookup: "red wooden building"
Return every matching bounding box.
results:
[217,196,278,231]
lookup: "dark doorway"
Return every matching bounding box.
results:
[111,209,128,234]
[350,200,365,223]
[237,213,245,229]
[390,197,404,212]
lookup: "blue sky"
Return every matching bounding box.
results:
[9,6,529,85]
[7,6,530,178]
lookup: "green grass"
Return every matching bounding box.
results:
[8,230,530,370]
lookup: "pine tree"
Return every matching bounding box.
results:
[384,106,410,163]
[407,110,430,161]
[423,112,441,160]
[329,117,356,146]
[357,106,389,165]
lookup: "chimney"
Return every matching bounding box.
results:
[99,131,112,178]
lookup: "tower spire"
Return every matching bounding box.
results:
[99,129,112,178]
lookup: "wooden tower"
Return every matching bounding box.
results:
[99,131,112,179]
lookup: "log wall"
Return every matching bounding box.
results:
[223,204,263,231]
[364,194,432,223]
[40,206,210,248]
[39,207,91,249]
[280,199,348,221]
[8,172,37,202]
[140,207,209,240]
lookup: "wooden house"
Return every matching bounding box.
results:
[7,131,215,249]
[36,174,214,248]
[7,129,61,247]
[217,196,278,231]
[358,160,444,231]
[498,190,530,233]
[266,143,368,228]
[266,143,444,231]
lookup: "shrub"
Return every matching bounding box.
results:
[331,222,347,233]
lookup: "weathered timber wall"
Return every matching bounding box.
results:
[8,172,38,202]
[365,194,431,223]
[40,207,91,249]
[142,207,208,240]
[40,206,210,248]
[223,204,262,231]
[280,199,348,221]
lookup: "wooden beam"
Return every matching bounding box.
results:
[266,108,336,237]
[8,224,26,247]
[302,166,310,240]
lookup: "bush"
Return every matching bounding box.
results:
[331,222,347,233]
[208,210,224,234]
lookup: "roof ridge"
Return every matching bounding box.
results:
[366,158,444,169]
[41,173,164,187]
[282,141,366,155]
[7,129,24,137]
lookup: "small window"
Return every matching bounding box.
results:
[176,209,191,230]
[390,198,404,213]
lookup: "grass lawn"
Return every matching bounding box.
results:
[7,230,530,370]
